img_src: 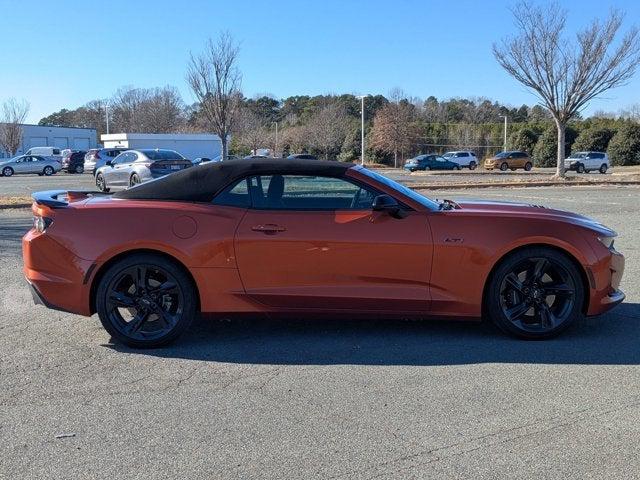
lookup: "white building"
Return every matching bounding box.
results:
[0,124,97,159]
[101,133,223,161]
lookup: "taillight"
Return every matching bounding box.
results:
[33,216,53,233]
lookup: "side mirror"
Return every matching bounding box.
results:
[106,160,113,167]
[372,195,406,218]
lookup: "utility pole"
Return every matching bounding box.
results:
[357,95,370,165]
[500,115,508,151]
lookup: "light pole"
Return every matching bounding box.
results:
[105,102,110,135]
[274,122,278,157]
[499,115,508,151]
[356,95,370,165]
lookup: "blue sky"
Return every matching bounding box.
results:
[3,0,639,123]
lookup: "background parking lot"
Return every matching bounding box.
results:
[1,183,639,479]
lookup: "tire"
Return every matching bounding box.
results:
[424,166,430,171]
[95,253,197,348]
[75,165,84,174]
[599,164,608,174]
[576,163,585,174]
[2,166,13,177]
[469,161,477,170]
[485,247,585,340]
[96,173,110,192]
[129,173,141,187]
[43,166,54,176]
[524,162,532,171]
[500,162,509,171]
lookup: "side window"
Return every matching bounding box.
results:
[248,175,378,210]
[212,178,251,207]
[592,153,604,159]
[53,149,61,155]
[130,153,138,162]
[457,152,469,157]
[112,153,128,164]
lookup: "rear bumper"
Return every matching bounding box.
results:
[22,229,93,316]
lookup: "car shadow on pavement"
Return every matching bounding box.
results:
[107,302,640,366]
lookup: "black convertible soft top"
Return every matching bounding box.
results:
[113,157,354,202]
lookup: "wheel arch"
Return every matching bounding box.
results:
[89,248,201,315]
[481,243,591,316]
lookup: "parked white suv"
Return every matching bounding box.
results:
[564,151,609,174]
[442,151,478,169]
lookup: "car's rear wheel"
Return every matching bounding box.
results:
[469,161,477,170]
[129,173,141,187]
[95,254,197,348]
[43,166,54,176]
[576,163,585,173]
[2,166,13,177]
[500,162,509,171]
[524,162,532,171]
[600,164,608,174]
[96,173,109,192]
[485,247,584,339]
[75,165,84,174]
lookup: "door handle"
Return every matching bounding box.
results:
[251,224,286,233]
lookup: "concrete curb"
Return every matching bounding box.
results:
[0,203,31,210]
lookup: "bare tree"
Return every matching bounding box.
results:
[234,106,270,154]
[494,2,640,176]
[307,103,350,160]
[186,32,242,160]
[370,92,417,167]
[0,98,30,156]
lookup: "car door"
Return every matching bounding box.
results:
[13,156,32,173]
[109,152,132,186]
[233,174,433,312]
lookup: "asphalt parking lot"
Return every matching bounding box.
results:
[1,185,639,479]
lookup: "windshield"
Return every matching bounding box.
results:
[442,152,454,158]
[568,152,587,159]
[495,152,510,158]
[356,167,440,210]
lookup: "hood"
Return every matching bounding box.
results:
[451,199,616,236]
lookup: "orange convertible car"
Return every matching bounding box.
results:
[23,158,625,347]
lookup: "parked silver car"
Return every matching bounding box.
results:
[95,149,193,192]
[84,147,127,175]
[0,155,61,177]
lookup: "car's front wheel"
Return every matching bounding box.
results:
[576,163,585,174]
[75,165,84,174]
[96,173,109,192]
[524,162,532,171]
[500,162,509,171]
[2,166,13,177]
[485,247,584,339]
[95,254,197,348]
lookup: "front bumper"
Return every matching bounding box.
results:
[587,249,625,316]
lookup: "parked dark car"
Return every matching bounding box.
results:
[61,150,87,173]
[287,153,318,160]
[404,154,461,172]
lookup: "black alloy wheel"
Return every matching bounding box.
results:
[96,254,197,347]
[500,162,509,171]
[2,167,13,177]
[524,162,532,171]
[486,248,584,339]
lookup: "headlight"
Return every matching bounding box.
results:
[598,236,616,250]
[33,216,53,233]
